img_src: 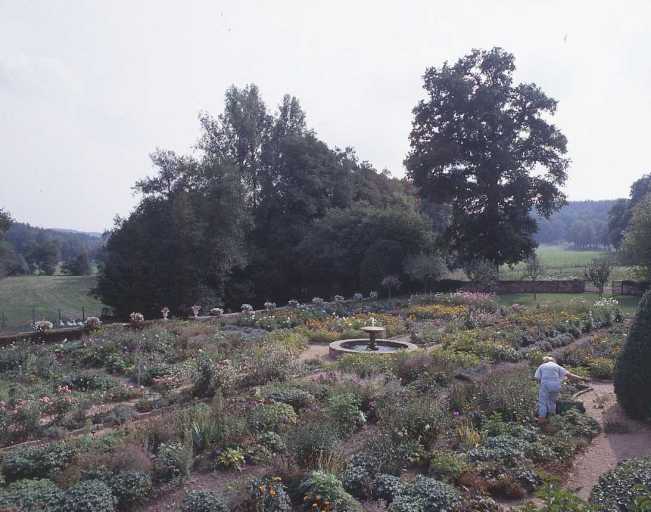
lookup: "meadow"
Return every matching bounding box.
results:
[499,244,634,281]
[0,275,106,333]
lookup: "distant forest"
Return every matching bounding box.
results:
[0,222,103,277]
[534,200,617,248]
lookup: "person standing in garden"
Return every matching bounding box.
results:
[534,356,588,423]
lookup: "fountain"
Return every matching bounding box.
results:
[328,317,417,358]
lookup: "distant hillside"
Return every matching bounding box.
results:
[0,222,104,277]
[534,200,619,247]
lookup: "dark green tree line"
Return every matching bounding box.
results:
[98,85,434,317]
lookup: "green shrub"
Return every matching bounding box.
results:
[467,435,530,466]
[181,490,228,512]
[153,441,193,483]
[588,357,615,379]
[590,457,651,511]
[388,475,462,512]
[547,409,600,439]
[364,432,425,474]
[0,478,63,511]
[335,354,392,378]
[615,291,651,419]
[299,471,363,511]
[377,396,447,449]
[478,366,537,422]
[2,442,77,482]
[327,392,366,435]
[216,447,245,471]
[248,402,297,433]
[289,420,341,468]
[60,480,117,512]
[192,353,217,397]
[88,471,152,511]
[248,476,292,511]
[262,385,315,409]
[373,474,404,503]
[429,451,468,483]
[257,431,286,453]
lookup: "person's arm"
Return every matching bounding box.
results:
[566,371,589,382]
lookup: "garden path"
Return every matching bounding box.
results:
[566,381,651,500]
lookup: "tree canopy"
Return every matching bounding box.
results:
[405,47,568,267]
[98,85,436,316]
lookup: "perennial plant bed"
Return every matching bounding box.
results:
[0,293,638,511]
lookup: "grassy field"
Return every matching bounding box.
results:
[0,275,106,333]
[497,292,640,316]
[499,244,634,281]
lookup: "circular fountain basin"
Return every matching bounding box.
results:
[329,338,418,358]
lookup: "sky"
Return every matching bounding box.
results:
[1,0,650,232]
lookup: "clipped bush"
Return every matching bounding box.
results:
[60,480,116,512]
[388,475,462,512]
[181,490,228,512]
[590,457,651,511]
[373,474,404,503]
[299,471,363,511]
[615,291,651,419]
[0,478,63,511]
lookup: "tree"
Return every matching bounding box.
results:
[62,251,91,276]
[523,253,545,301]
[614,289,651,419]
[607,173,651,249]
[405,48,568,268]
[464,259,498,292]
[584,258,612,296]
[0,209,12,240]
[381,275,401,300]
[25,238,59,275]
[404,253,447,294]
[620,193,651,277]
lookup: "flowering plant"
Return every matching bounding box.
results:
[34,320,54,333]
[241,304,254,313]
[333,295,345,302]
[369,291,379,300]
[287,299,300,308]
[264,301,277,311]
[353,293,363,301]
[161,307,170,320]
[311,297,324,305]
[191,305,201,318]
[210,307,223,316]
[129,312,145,327]
[85,316,102,330]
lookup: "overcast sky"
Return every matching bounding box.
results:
[1,0,650,232]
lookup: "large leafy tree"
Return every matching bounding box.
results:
[620,193,651,277]
[607,173,651,249]
[405,48,568,267]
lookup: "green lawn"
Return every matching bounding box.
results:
[497,292,640,316]
[499,244,634,281]
[0,275,106,333]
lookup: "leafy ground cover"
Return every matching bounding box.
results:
[0,293,642,511]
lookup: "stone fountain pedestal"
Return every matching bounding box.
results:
[361,325,385,351]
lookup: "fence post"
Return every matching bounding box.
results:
[32,307,36,325]
[58,309,62,324]
[82,306,86,321]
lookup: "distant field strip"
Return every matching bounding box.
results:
[0,275,106,333]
